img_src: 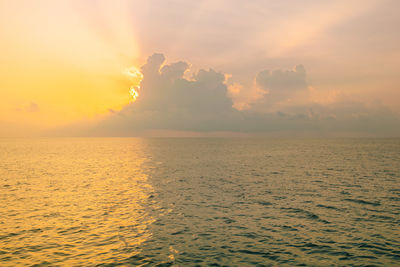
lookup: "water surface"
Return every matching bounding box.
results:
[0,138,399,266]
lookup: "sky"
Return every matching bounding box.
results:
[1,0,399,137]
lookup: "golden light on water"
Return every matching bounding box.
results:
[0,138,155,265]
[124,66,143,102]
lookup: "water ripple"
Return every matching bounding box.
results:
[0,138,399,266]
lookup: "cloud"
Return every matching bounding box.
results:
[256,65,307,91]
[15,102,40,113]
[93,53,240,134]
[59,53,400,137]
[228,64,310,112]
[251,65,309,111]
[27,102,40,113]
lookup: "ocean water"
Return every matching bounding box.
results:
[0,138,399,266]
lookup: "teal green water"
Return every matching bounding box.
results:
[0,138,399,266]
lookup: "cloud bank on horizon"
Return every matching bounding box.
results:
[82,53,400,137]
[1,0,399,137]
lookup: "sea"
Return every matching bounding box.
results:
[0,138,399,266]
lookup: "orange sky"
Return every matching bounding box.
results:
[0,1,142,136]
[0,0,399,137]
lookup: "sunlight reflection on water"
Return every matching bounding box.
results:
[0,138,154,265]
[1,138,399,266]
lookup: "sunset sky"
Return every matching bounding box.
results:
[1,0,399,137]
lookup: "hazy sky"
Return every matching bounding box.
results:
[1,0,399,136]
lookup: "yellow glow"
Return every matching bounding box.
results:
[124,66,144,83]
[129,86,140,102]
[0,138,155,265]
[125,66,143,102]
[0,1,141,135]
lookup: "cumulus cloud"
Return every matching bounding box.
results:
[137,53,233,115]
[76,53,400,137]
[251,64,310,112]
[94,53,241,134]
[256,65,307,91]
[228,64,310,112]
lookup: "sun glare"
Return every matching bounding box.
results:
[124,66,143,102]
[129,86,139,101]
[124,66,143,82]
